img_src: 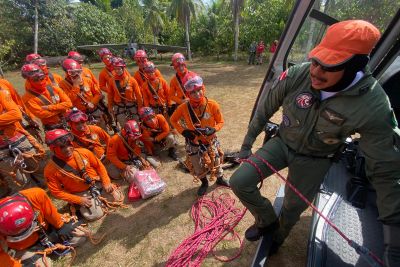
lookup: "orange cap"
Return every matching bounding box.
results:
[308,20,381,67]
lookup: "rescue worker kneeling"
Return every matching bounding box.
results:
[44,129,123,221]
[139,107,178,161]
[170,72,229,196]
[0,90,46,197]
[106,120,160,182]
[0,188,85,267]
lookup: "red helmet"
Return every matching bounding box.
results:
[138,107,155,120]
[65,107,88,123]
[67,51,84,63]
[182,72,203,92]
[124,120,142,139]
[98,48,112,58]
[21,64,45,80]
[62,59,82,72]
[45,129,73,146]
[0,195,35,237]
[25,53,41,63]
[170,53,185,67]
[133,50,147,60]
[143,61,156,73]
[111,57,126,68]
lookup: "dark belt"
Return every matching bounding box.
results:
[115,103,136,108]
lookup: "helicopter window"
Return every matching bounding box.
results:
[287,0,399,67]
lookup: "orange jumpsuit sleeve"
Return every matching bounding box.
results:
[46,87,72,112]
[0,249,21,267]
[20,188,64,230]
[92,125,110,144]
[83,67,99,87]
[130,77,143,109]
[106,135,127,170]
[88,79,102,106]
[0,91,22,125]
[99,69,112,93]
[142,83,151,107]
[169,77,185,104]
[210,101,224,131]
[154,115,170,142]
[161,79,171,105]
[85,149,111,187]
[52,73,63,85]
[170,104,186,133]
[23,95,60,120]
[155,69,164,79]
[44,164,83,205]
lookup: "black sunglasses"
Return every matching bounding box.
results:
[310,59,345,72]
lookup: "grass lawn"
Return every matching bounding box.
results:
[2,59,311,267]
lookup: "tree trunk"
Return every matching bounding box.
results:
[233,10,240,61]
[153,33,158,58]
[185,14,192,60]
[33,0,39,53]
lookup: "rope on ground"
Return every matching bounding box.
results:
[165,188,247,267]
[34,243,76,267]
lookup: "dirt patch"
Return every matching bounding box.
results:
[4,61,311,267]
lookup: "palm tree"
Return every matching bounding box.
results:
[143,0,165,48]
[231,0,244,61]
[169,0,202,60]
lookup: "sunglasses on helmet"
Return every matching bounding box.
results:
[184,76,203,92]
[67,69,82,76]
[53,134,74,147]
[33,58,47,66]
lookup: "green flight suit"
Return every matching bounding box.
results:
[230,62,400,244]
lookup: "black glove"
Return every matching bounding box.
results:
[57,221,75,241]
[203,127,216,136]
[182,129,197,140]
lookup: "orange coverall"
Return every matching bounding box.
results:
[82,67,99,87]
[99,67,113,93]
[71,125,110,159]
[0,79,36,119]
[106,134,143,170]
[169,73,187,105]
[170,98,224,144]
[0,187,64,266]
[142,78,170,109]
[141,114,170,155]
[107,73,143,110]
[22,84,72,127]
[58,77,102,112]
[0,90,24,140]
[133,68,163,88]
[44,148,111,205]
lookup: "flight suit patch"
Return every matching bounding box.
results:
[321,108,346,126]
[282,114,290,127]
[203,112,211,120]
[295,93,314,109]
[91,134,98,140]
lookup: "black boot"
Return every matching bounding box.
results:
[168,147,179,161]
[245,220,280,242]
[216,176,229,187]
[197,178,209,196]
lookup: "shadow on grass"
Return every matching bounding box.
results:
[73,186,197,265]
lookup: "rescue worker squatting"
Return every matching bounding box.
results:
[231,20,400,267]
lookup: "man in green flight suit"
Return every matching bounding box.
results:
[230,19,400,267]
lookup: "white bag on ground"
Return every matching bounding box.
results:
[133,168,166,199]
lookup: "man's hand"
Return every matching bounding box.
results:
[203,127,216,136]
[103,183,114,193]
[182,129,197,140]
[41,106,49,110]
[80,196,92,208]
[144,136,155,142]
[87,102,95,109]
